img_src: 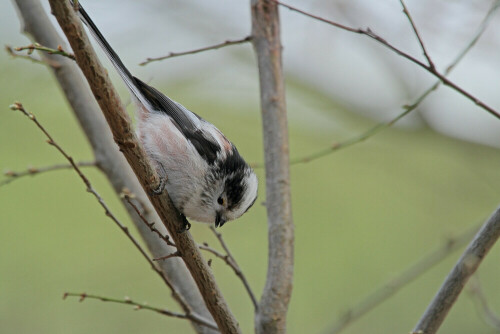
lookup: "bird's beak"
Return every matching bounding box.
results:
[215,212,226,228]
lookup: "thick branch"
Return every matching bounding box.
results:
[251,1,294,334]
[13,1,217,333]
[47,1,239,333]
[412,206,500,334]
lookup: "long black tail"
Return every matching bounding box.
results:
[70,1,145,103]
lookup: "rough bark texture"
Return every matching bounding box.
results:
[12,1,218,333]
[44,1,241,333]
[251,1,295,333]
[413,206,500,334]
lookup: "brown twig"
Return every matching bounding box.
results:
[122,192,176,247]
[1,161,96,187]
[154,251,182,261]
[14,43,75,60]
[399,0,435,70]
[250,0,500,169]
[328,224,479,334]
[63,292,218,330]
[272,0,500,120]
[48,1,239,332]
[8,102,211,325]
[468,276,500,330]
[200,226,259,311]
[412,206,500,334]
[140,36,252,65]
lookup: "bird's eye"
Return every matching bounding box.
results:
[217,197,224,205]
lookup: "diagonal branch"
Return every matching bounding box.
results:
[468,276,500,330]
[9,102,208,324]
[12,1,217,333]
[248,0,500,168]
[63,292,218,330]
[272,0,500,120]
[140,36,252,65]
[251,1,295,333]
[412,205,500,334]
[48,1,239,333]
[328,224,479,334]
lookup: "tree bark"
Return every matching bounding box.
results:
[251,1,295,333]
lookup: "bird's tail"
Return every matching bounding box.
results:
[71,1,145,104]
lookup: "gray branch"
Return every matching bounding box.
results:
[12,1,216,333]
[251,1,295,333]
[412,206,500,334]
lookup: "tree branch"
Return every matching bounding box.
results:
[272,0,500,120]
[140,36,252,66]
[249,0,500,168]
[13,1,217,332]
[328,224,479,334]
[0,161,96,187]
[412,206,500,334]
[63,292,218,330]
[251,1,294,333]
[468,276,500,330]
[47,1,239,333]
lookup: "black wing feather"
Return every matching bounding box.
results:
[134,78,221,164]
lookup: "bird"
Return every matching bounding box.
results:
[72,1,258,229]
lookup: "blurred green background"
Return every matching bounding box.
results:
[2,3,500,334]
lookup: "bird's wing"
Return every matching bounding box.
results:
[134,78,224,165]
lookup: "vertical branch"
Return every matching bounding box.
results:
[412,206,500,334]
[251,1,295,334]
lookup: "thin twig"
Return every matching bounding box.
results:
[8,102,214,327]
[63,292,219,330]
[0,161,96,187]
[197,225,259,311]
[399,0,435,69]
[412,206,500,334]
[250,0,500,169]
[14,43,75,60]
[154,251,182,261]
[327,224,479,334]
[468,276,500,330]
[140,36,252,66]
[272,0,500,119]
[5,45,54,66]
[122,192,176,247]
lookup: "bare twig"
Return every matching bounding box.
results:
[48,1,239,332]
[1,161,96,187]
[272,0,500,120]
[63,292,219,330]
[122,192,176,247]
[154,251,182,261]
[140,36,252,65]
[14,43,75,60]
[251,1,295,333]
[328,224,479,334]
[250,0,500,169]
[412,206,500,334]
[204,226,258,311]
[5,45,52,66]
[8,102,214,326]
[468,276,500,330]
[399,0,435,69]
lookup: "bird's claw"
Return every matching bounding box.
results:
[177,214,191,233]
[149,177,167,196]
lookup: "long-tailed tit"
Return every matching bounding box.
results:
[73,1,258,228]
